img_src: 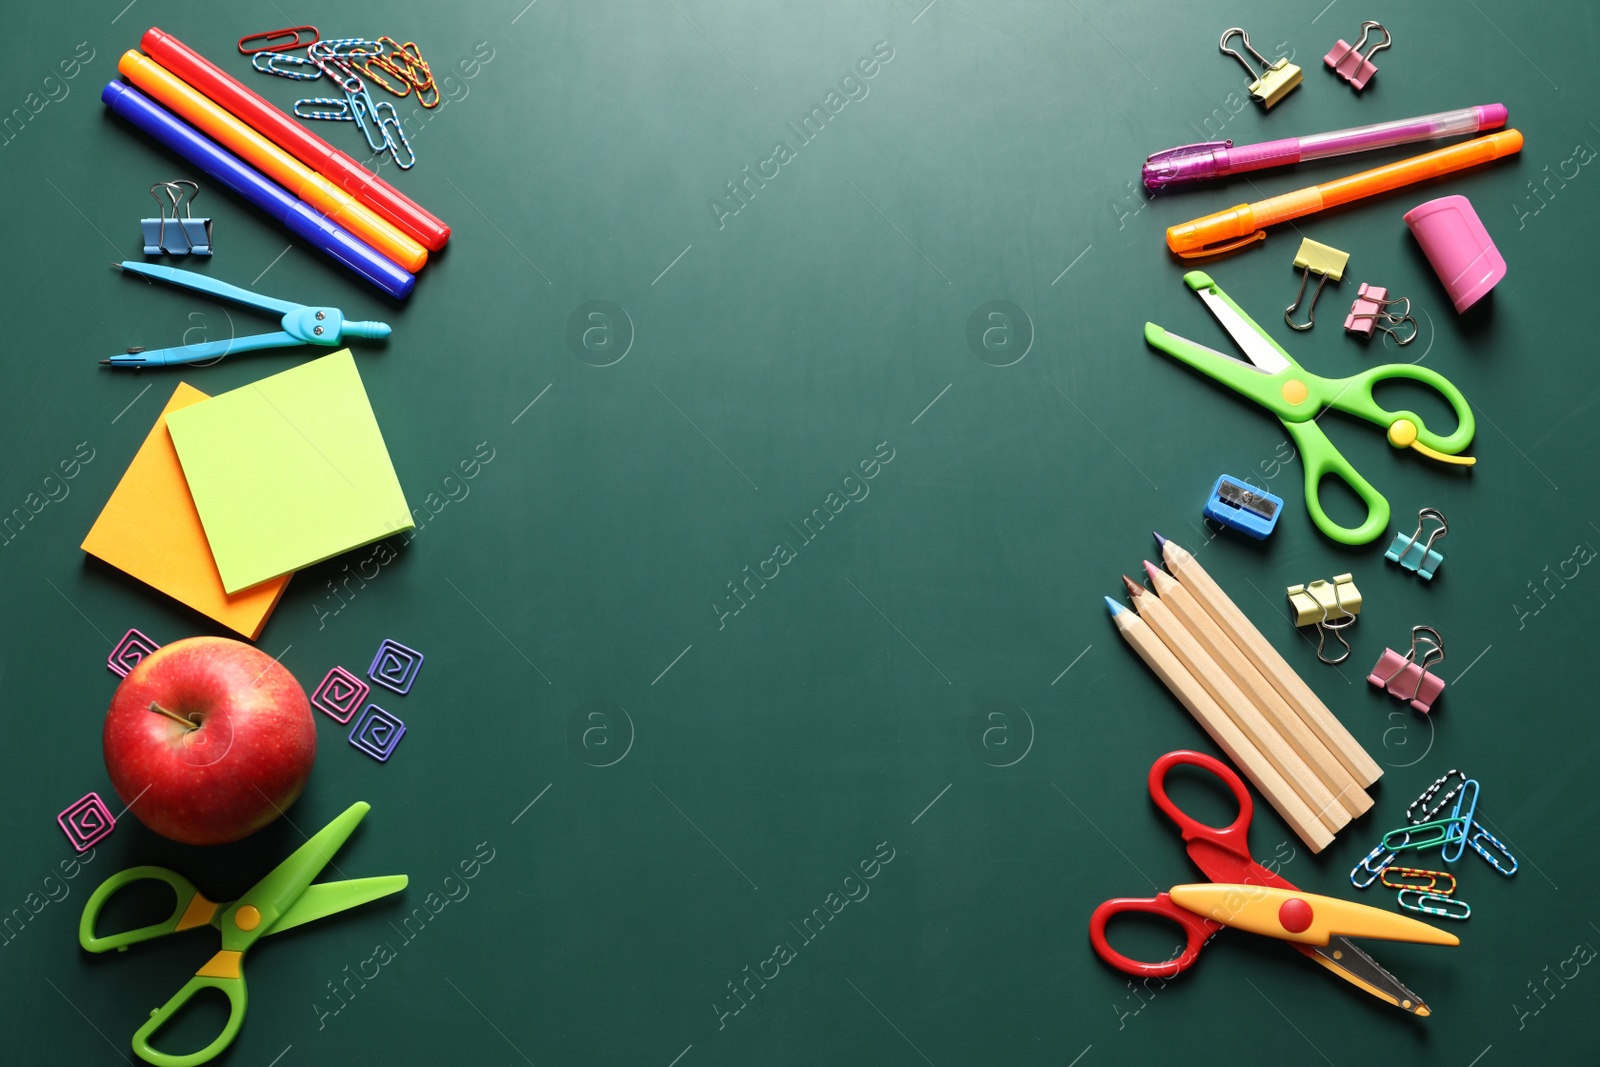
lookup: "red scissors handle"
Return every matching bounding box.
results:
[1089,893,1222,977]
[1149,750,1293,889]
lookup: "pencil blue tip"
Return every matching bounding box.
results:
[1152,531,1169,548]
[1104,596,1125,616]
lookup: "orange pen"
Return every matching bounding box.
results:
[117,50,428,273]
[1166,129,1523,258]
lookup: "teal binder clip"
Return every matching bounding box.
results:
[141,180,212,256]
[1385,507,1448,579]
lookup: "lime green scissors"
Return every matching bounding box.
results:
[1144,271,1475,545]
[79,802,406,1067]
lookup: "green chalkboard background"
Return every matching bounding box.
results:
[4,1,1599,1063]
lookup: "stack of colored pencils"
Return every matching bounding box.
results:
[1107,534,1382,852]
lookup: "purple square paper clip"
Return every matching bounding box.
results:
[349,704,406,762]
[368,638,424,695]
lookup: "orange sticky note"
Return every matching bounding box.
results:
[81,384,290,639]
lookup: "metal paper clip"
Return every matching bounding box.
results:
[372,101,417,169]
[1325,21,1391,91]
[1350,841,1398,888]
[1442,779,1479,863]
[253,51,323,80]
[239,26,319,54]
[1381,816,1469,853]
[1407,769,1466,824]
[1468,822,1518,876]
[360,54,413,98]
[379,38,439,107]
[1397,890,1469,920]
[1285,238,1349,330]
[348,86,391,153]
[310,38,386,59]
[293,98,355,121]
[1368,625,1446,713]
[1344,283,1417,345]
[1380,866,1457,894]
[141,180,212,256]
[1385,508,1448,579]
[314,55,366,94]
[1220,27,1303,109]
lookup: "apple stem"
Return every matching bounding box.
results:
[148,701,199,731]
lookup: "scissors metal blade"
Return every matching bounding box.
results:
[267,875,409,937]
[1300,938,1432,1016]
[1194,287,1291,375]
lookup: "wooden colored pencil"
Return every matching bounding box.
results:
[1142,562,1373,820]
[1156,535,1384,787]
[1124,578,1349,835]
[1106,596,1335,852]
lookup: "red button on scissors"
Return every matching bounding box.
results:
[1089,751,1456,1015]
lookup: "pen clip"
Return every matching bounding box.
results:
[1176,230,1266,259]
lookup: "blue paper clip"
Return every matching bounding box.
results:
[1397,889,1470,920]
[368,638,424,695]
[1203,475,1283,539]
[1385,507,1448,579]
[293,98,354,121]
[370,99,416,169]
[141,180,211,256]
[347,85,391,152]
[253,50,323,80]
[1349,840,1397,888]
[1441,779,1479,863]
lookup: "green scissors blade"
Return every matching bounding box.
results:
[267,875,410,936]
[221,801,371,952]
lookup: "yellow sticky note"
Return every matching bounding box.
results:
[166,351,413,594]
[81,383,290,640]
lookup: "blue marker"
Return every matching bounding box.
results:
[101,81,414,300]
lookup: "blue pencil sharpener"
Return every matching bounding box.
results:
[1203,475,1283,540]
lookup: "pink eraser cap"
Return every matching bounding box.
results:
[1476,103,1508,129]
[1403,194,1506,313]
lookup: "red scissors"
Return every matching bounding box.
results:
[1089,751,1456,1015]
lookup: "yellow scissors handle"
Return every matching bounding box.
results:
[1283,419,1391,545]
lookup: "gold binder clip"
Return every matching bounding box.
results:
[1220,27,1302,109]
[1284,238,1349,331]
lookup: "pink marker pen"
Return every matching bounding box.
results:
[1142,104,1508,190]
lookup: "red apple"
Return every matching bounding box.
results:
[104,636,317,845]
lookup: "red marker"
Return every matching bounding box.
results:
[139,27,450,252]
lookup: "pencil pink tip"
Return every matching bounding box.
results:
[1142,560,1162,582]
[1152,531,1168,548]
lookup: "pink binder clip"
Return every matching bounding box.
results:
[1325,21,1391,90]
[1344,283,1416,344]
[1368,626,1446,713]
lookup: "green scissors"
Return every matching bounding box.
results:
[1144,271,1476,545]
[78,802,407,1067]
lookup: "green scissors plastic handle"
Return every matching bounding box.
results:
[1283,419,1391,545]
[132,972,248,1067]
[79,867,215,953]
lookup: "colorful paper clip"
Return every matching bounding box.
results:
[1467,822,1518,876]
[108,628,161,677]
[252,50,324,80]
[1284,238,1349,330]
[1442,779,1479,863]
[1408,769,1467,824]
[368,638,424,695]
[238,26,320,55]
[1380,866,1457,894]
[1368,625,1446,713]
[1397,889,1469,920]
[141,180,211,256]
[1203,475,1282,539]
[1220,27,1302,109]
[1381,816,1470,853]
[312,666,371,724]
[1385,507,1448,579]
[1286,573,1361,665]
[349,703,406,761]
[1344,283,1417,345]
[1354,770,1471,888]
[1325,21,1391,91]
[58,792,117,852]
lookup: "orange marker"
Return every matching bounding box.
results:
[1167,129,1523,258]
[118,50,428,273]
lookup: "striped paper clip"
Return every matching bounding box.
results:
[1379,866,1457,895]
[1350,841,1397,889]
[1468,822,1519,876]
[294,98,355,121]
[253,51,323,80]
[1397,890,1470,921]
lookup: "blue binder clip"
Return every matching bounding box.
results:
[1203,475,1283,539]
[1385,507,1448,579]
[141,180,212,256]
